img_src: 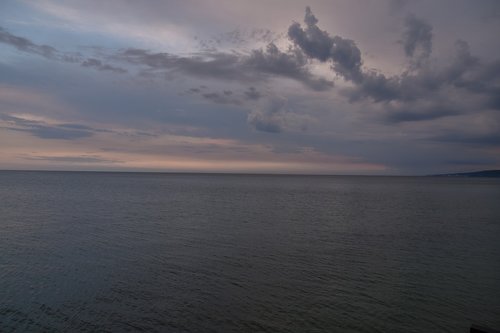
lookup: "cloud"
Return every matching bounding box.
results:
[440,40,479,84]
[1,2,499,174]
[246,43,334,91]
[384,102,460,123]
[0,26,57,58]
[247,114,282,133]
[81,58,127,73]
[286,7,500,127]
[200,92,241,105]
[247,97,288,133]
[0,26,127,73]
[430,132,500,146]
[24,154,122,164]
[244,87,262,100]
[247,96,312,133]
[2,22,332,95]
[388,0,412,14]
[185,87,242,105]
[0,112,155,141]
[288,6,363,83]
[196,28,283,50]
[477,0,500,21]
[118,48,244,80]
[117,43,333,91]
[25,126,94,140]
[0,113,95,140]
[401,14,433,68]
[186,86,263,106]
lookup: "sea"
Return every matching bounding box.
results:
[1,171,499,332]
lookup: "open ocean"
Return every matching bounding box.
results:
[1,171,499,332]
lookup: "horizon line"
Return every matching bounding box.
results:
[4,168,496,177]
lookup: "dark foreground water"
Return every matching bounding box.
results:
[1,171,500,332]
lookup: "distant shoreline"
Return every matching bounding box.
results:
[431,170,500,178]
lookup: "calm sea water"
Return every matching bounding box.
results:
[1,171,500,332]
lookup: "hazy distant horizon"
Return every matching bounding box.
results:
[2,168,499,177]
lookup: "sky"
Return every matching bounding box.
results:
[1,0,499,175]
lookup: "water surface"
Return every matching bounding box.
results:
[1,171,500,332]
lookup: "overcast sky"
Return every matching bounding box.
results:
[1,0,499,174]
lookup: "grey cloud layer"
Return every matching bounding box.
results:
[287,7,500,127]
[0,113,149,140]
[0,114,96,140]
[247,97,288,133]
[0,26,57,58]
[186,86,263,105]
[196,28,283,50]
[0,27,127,73]
[24,154,122,164]
[81,58,127,73]
[401,13,433,65]
[288,7,363,83]
[2,4,499,156]
[117,43,333,91]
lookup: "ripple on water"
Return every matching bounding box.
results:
[1,172,500,332]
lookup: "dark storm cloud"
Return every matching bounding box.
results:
[0,27,127,73]
[288,6,363,82]
[117,43,333,91]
